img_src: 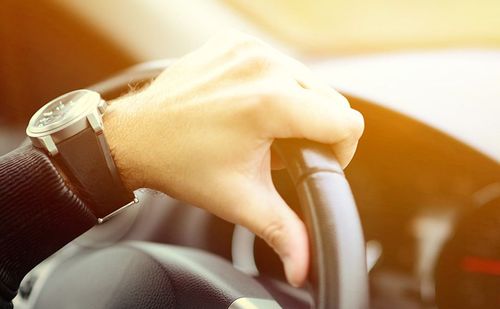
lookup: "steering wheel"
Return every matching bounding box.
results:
[33,61,369,309]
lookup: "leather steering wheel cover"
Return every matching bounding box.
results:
[274,139,369,309]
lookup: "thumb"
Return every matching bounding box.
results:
[233,180,309,287]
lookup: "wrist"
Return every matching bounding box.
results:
[103,95,144,192]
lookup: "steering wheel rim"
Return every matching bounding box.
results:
[90,61,369,309]
[274,139,368,309]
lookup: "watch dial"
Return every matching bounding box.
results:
[34,100,77,128]
[28,90,95,134]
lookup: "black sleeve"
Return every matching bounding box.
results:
[0,144,98,308]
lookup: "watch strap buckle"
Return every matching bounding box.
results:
[97,195,139,224]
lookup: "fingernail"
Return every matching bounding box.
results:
[283,256,299,287]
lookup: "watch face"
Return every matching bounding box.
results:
[27,90,100,135]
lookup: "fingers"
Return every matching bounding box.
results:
[263,47,351,108]
[227,177,310,287]
[264,89,364,168]
[250,188,309,287]
[225,34,364,167]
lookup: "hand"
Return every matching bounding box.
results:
[103,31,364,287]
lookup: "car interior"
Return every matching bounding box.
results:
[1,1,499,308]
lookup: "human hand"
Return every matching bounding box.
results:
[103,31,364,287]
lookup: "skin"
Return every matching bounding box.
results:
[102,31,364,287]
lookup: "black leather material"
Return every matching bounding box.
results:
[56,126,134,218]
[274,139,369,309]
[35,242,274,309]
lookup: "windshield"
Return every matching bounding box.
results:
[223,0,500,55]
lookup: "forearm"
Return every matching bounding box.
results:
[0,144,97,305]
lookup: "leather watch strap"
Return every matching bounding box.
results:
[56,127,134,219]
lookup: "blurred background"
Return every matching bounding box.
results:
[1,0,500,126]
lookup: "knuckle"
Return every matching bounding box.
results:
[248,99,273,129]
[261,220,287,252]
[254,87,282,113]
[235,87,276,123]
[240,52,274,73]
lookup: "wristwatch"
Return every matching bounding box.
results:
[26,89,137,223]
